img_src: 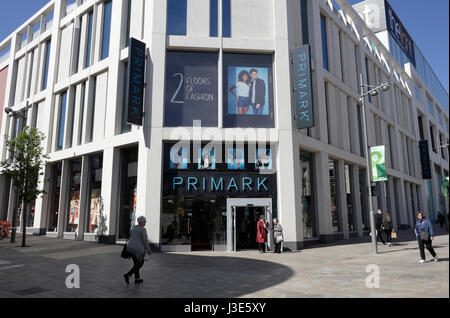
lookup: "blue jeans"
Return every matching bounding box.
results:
[251,103,265,115]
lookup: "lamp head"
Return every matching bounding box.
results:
[370,90,379,97]
[382,84,390,92]
[4,107,13,115]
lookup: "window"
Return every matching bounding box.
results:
[329,160,340,232]
[66,159,82,232]
[210,0,218,37]
[426,96,432,114]
[165,51,218,127]
[339,31,345,82]
[101,1,112,60]
[365,58,371,103]
[430,125,436,153]
[300,0,309,45]
[357,105,364,157]
[86,155,103,233]
[122,62,132,133]
[47,162,62,232]
[320,15,329,71]
[57,92,67,151]
[85,11,93,68]
[167,0,187,36]
[42,41,51,90]
[324,82,331,143]
[344,164,356,232]
[301,152,317,238]
[222,0,231,38]
[223,53,274,128]
[414,82,420,102]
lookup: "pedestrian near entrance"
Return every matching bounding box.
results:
[415,212,439,263]
[381,214,394,247]
[375,209,386,245]
[273,219,283,254]
[257,215,269,253]
[124,216,152,284]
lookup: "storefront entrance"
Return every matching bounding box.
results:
[227,198,272,252]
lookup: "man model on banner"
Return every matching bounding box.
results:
[249,69,266,115]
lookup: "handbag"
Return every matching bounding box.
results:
[121,243,130,259]
[276,235,284,244]
[391,231,397,239]
[420,231,430,241]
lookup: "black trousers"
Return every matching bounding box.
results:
[376,228,385,244]
[127,254,144,279]
[274,242,282,253]
[418,238,436,260]
[383,229,392,243]
[259,243,266,253]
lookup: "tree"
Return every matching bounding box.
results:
[0,127,49,247]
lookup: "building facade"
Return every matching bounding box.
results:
[0,0,448,252]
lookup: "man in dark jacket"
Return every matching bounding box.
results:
[375,209,386,245]
[249,69,266,115]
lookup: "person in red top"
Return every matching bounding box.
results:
[257,215,269,253]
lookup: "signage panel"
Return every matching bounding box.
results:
[293,45,314,130]
[419,140,432,180]
[371,146,388,182]
[384,0,416,66]
[126,38,146,126]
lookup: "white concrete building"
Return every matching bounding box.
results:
[0,0,448,252]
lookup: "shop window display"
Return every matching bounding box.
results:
[118,148,138,240]
[87,155,103,234]
[66,159,82,233]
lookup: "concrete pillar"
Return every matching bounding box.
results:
[315,152,333,241]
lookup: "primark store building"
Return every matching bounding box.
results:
[0,0,448,252]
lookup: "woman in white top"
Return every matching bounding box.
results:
[229,70,251,115]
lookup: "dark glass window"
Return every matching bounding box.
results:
[122,62,132,133]
[222,0,231,38]
[320,15,329,71]
[300,0,309,45]
[210,0,218,37]
[57,92,67,151]
[85,11,93,68]
[167,0,187,36]
[165,51,219,127]
[48,162,62,232]
[301,152,317,238]
[329,160,341,232]
[118,148,138,240]
[223,53,274,128]
[42,41,51,90]
[101,1,112,60]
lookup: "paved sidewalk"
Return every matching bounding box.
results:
[0,229,448,298]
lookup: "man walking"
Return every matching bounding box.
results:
[375,209,386,245]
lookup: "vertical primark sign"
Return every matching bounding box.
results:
[126,38,146,126]
[293,45,314,130]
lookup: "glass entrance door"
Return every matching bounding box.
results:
[226,198,272,252]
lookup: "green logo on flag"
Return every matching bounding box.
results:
[371,146,387,182]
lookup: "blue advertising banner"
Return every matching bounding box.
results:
[126,38,146,126]
[384,0,416,67]
[293,45,314,130]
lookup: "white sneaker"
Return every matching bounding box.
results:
[419,259,426,263]
[433,256,439,262]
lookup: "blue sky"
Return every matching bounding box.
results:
[0,0,448,92]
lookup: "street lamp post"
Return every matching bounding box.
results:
[359,73,390,255]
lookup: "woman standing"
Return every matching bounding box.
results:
[124,216,152,284]
[273,219,284,254]
[381,214,394,247]
[256,215,269,253]
[415,212,439,263]
[229,70,251,115]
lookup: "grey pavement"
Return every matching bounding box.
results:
[0,229,448,298]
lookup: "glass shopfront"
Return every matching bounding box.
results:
[66,159,82,232]
[118,148,138,239]
[329,160,341,232]
[86,155,103,234]
[162,142,277,251]
[301,152,317,239]
[48,163,62,232]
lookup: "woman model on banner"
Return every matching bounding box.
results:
[229,70,251,115]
